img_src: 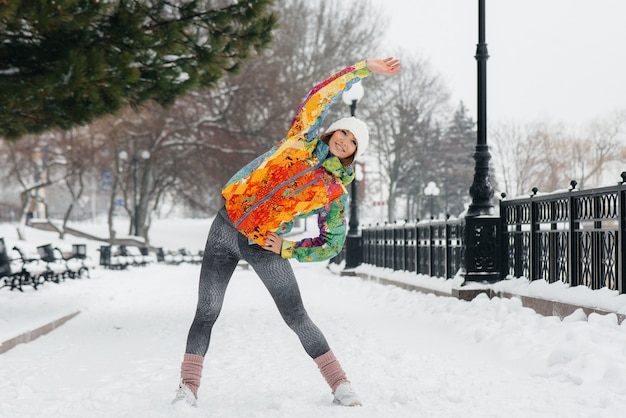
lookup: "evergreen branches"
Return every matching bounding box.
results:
[0,0,277,139]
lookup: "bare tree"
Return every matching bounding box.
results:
[365,53,451,222]
[578,110,626,188]
[100,104,186,242]
[3,134,67,239]
[55,0,385,243]
[143,0,385,214]
[490,120,525,196]
[491,110,626,198]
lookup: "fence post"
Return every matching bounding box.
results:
[618,173,626,294]
[592,194,603,290]
[361,227,369,265]
[499,195,511,279]
[568,182,579,287]
[428,220,435,277]
[384,223,394,269]
[529,188,539,281]
[417,223,429,275]
[549,200,557,283]
[376,223,384,268]
[394,221,406,271]
[406,222,417,273]
[445,221,451,279]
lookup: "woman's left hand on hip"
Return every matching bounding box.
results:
[264,232,283,254]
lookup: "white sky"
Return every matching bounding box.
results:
[380,0,626,127]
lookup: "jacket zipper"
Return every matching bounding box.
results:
[234,162,322,228]
[293,177,320,195]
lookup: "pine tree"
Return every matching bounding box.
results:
[437,102,480,216]
[0,0,277,139]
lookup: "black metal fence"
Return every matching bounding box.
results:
[360,218,464,279]
[501,180,626,294]
[337,177,626,295]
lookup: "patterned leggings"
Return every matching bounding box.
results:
[184,207,331,359]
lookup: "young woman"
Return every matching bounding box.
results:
[173,57,401,407]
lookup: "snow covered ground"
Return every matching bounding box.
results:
[2,219,626,417]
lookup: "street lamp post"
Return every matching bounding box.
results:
[468,0,493,217]
[119,150,150,237]
[424,181,440,219]
[463,0,501,282]
[342,81,364,269]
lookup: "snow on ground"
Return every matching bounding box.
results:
[2,219,626,417]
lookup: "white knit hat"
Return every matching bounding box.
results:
[326,117,369,160]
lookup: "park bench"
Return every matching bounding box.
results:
[118,245,143,266]
[139,246,158,264]
[1,239,93,292]
[54,243,93,278]
[36,244,71,281]
[118,245,156,266]
[98,245,130,270]
[157,247,248,269]
[37,243,92,279]
[178,248,202,264]
[162,249,184,265]
[12,242,63,284]
[155,247,165,263]
[0,237,33,291]
[1,239,46,290]
[160,248,202,265]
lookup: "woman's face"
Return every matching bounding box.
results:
[328,129,358,160]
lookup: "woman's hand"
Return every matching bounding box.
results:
[264,232,283,255]
[367,57,401,75]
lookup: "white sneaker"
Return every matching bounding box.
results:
[333,382,362,406]
[172,380,197,407]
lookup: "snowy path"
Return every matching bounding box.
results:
[1,262,626,417]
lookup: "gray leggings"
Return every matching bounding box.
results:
[185,207,331,359]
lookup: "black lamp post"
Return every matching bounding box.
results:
[119,150,150,236]
[424,181,440,219]
[342,81,364,269]
[463,0,501,282]
[468,0,494,217]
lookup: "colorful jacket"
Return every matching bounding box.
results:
[221,60,372,262]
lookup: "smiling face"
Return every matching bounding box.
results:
[328,129,358,160]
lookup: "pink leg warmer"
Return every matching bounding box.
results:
[314,350,349,392]
[180,353,204,397]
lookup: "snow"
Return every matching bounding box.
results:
[352,264,626,317]
[2,219,626,417]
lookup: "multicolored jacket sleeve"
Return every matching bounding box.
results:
[286,60,371,141]
[280,194,349,262]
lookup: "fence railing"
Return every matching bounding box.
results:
[360,218,464,279]
[339,176,626,295]
[501,180,626,294]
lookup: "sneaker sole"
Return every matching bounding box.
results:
[333,399,362,407]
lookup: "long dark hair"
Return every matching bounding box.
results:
[320,131,356,167]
